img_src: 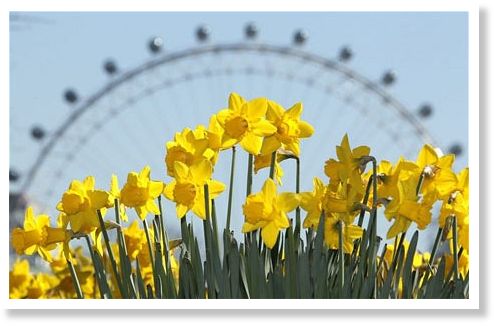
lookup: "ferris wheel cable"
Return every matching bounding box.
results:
[47,65,416,181]
[19,42,434,196]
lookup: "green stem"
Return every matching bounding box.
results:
[211,199,220,250]
[295,156,301,239]
[452,215,459,280]
[269,151,276,179]
[67,259,84,299]
[246,153,253,197]
[337,220,345,296]
[142,218,156,278]
[226,146,236,232]
[97,210,125,297]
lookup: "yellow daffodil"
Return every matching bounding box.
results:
[415,144,457,200]
[324,134,370,193]
[163,160,225,219]
[9,259,32,299]
[385,175,434,239]
[165,126,218,177]
[12,207,53,261]
[216,92,277,155]
[120,165,164,219]
[300,177,326,228]
[242,178,299,249]
[323,216,363,254]
[56,176,112,233]
[260,100,314,157]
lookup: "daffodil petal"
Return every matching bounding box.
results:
[298,120,314,138]
[278,192,299,212]
[261,222,279,249]
[260,135,281,155]
[246,97,268,119]
[240,133,263,155]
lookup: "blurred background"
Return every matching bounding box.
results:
[9,12,468,263]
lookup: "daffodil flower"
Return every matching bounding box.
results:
[242,178,299,249]
[260,100,314,157]
[164,160,225,219]
[416,144,457,200]
[216,92,277,155]
[165,126,218,177]
[120,165,164,220]
[385,174,434,239]
[12,207,53,261]
[324,134,370,193]
[56,176,112,233]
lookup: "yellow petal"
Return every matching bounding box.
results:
[88,190,110,209]
[386,216,411,239]
[163,181,176,201]
[135,206,147,220]
[240,133,263,155]
[261,221,279,249]
[285,102,303,118]
[241,222,258,233]
[173,161,190,182]
[207,180,226,199]
[246,97,268,120]
[83,176,95,191]
[228,92,246,112]
[191,199,206,219]
[298,120,314,138]
[190,160,212,185]
[278,192,299,212]
[23,207,35,230]
[266,100,284,121]
[352,145,370,158]
[260,135,281,156]
[110,174,120,197]
[251,120,277,137]
[416,144,438,169]
[176,204,189,219]
[438,154,455,169]
[261,178,277,204]
[149,181,164,198]
[146,200,160,215]
[139,165,151,180]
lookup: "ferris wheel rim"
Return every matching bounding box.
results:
[19,41,436,195]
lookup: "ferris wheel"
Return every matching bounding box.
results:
[9,22,463,238]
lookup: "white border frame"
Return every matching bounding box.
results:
[1,0,479,310]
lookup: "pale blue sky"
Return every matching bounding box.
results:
[10,12,468,249]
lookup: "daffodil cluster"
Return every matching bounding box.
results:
[9,92,468,299]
